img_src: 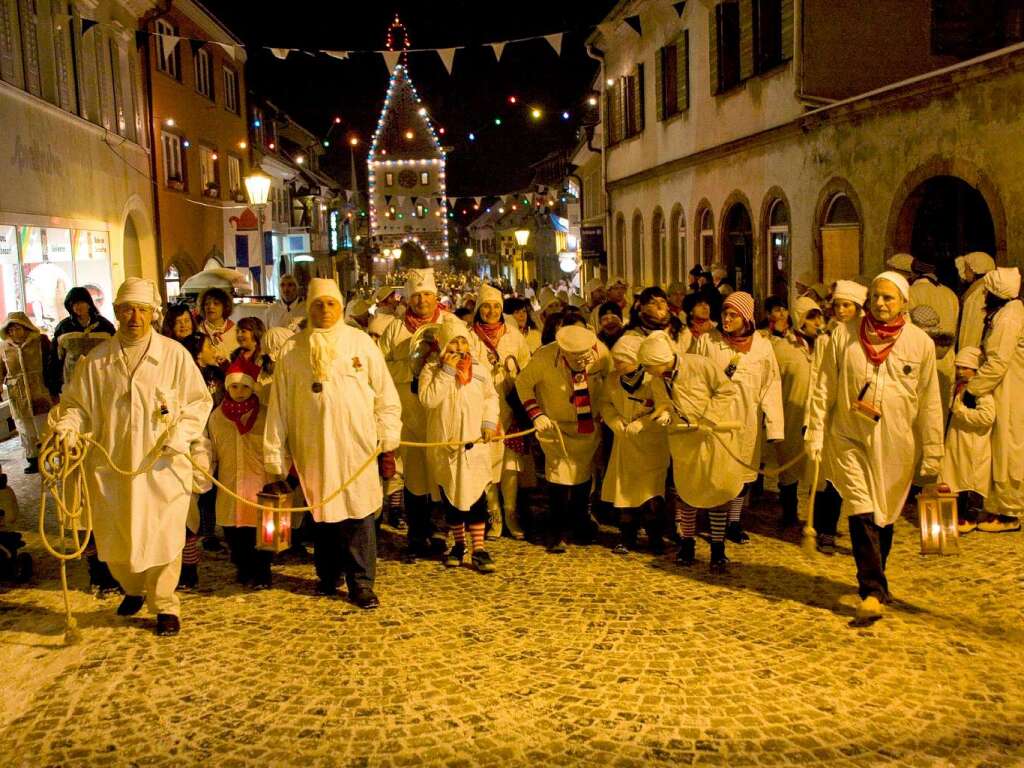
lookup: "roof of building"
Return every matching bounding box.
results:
[370,64,444,160]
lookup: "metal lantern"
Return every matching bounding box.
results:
[256,486,293,553]
[917,483,959,556]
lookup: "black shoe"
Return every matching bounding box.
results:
[444,542,465,568]
[725,521,749,544]
[816,533,837,556]
[201,536,224,553]
[117,595,145,616]
[676,538,695,566]
[315,581,338,597]
[546,539,567,554]
[709,542,729,574]
[24,458,38,475]
[471,550,496,573]
[612,542,630,555]
[403,539,431,564]
[176,564,198,591]
[251,567,272,590]
[155,613,180,636]
[350,588,380,609]
[648,536,666,555]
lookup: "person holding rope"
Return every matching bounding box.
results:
[805,271,944,625]
[379,268,449,561]
[264,279,401,609]
[51,278,212,637]
[516,325,611,553]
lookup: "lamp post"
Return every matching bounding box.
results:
[244,171,272,292]
[514,229,530,288]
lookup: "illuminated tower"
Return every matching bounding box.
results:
[367,15,448,267]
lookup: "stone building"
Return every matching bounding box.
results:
[0,0,156,331]
[591,0,1024,302]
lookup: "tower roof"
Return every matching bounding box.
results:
[369,63,444,161]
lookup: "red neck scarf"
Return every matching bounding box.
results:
[201,318,234,346]
[221,394,260,435]
[689,318,715,338]
[404,306,443,333]
[859,313,906,366]
[722,324,754,354]
[472,320,506,354]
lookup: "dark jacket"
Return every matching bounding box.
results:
[49,287,117,393]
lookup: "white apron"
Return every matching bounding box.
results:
[598,374,669,508]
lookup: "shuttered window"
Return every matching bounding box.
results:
[656,30,690,121]
[606,65,644,144]
[710,2,741,95]
[17,0,40,96]
[624,63,644,138]
[0,0,19,86]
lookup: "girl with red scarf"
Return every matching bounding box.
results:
[206,356,273,587]
[689,292,784,569]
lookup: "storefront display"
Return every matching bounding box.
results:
[0,224,114,334]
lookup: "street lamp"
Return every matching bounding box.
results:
[514,229,530,287]
[244,171,272,292]
[465,247,474,258]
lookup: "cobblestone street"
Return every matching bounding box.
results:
[1,439,1023,767]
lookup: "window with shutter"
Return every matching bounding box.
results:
[655,44,663,122]
[624,65,644,138]
[109,39,125,136]
[78,14,100,124]
[0,0,20,86]
[17,0,41,96]
[712,2,741,94]
[52,6,75,112]
[96,29,115,131]
[658,43,680,120]
[754,0,783,73]
[740,0,753,79]
[677,30,690,111]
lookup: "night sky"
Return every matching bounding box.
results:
[202,1,618,206]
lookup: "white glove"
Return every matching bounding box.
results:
[805,441,822,464]
[607,417,627,434]
[697,421,715,436]
[653,410,672,427]
[919,457,941,480]
[54,424,80,451]
[625,419,645,436]
[533,414,555,435]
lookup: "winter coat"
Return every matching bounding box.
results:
[771,331,817,486]
[418,359,499,511]
[208,405,269,527]
[264,324,402,523]
[649,354,740,508]
[805,318,944,527]
[469,320,532,481]
[515,341,611,485]
[696,330,785,484]
[197,319,238,367]
[598,370,669,508]
[1,327,57,459]
[266,299,306,331]
[50,313,115,392]
[967,299,1024,512]
[940,387,994,496]
[54,333,212,570]
[957,279,987,351]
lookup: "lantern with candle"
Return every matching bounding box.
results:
[917,483,959,555]
[256,481,293,553]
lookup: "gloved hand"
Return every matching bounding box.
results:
[607,416,627,434]
[805,440,822,464]
[481,427,496,443]
[533,414,555,435]
[625,419,645,436]
[378,437,400,454]
[54,424,80,451]
[653,410,672,427]
[378,451,397,480]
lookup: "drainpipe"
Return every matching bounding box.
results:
[139,1,173,296]
[586,42,611,281]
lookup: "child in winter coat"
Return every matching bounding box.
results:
[939,347,995,534]
[0,312,58,473]
[206,356,272,586]
[418,316,500,573]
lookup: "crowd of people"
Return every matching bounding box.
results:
[7,249,1021,635]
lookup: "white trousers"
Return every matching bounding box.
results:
[107,555,182,617]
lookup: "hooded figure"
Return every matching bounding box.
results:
[910,303,956,416]
[1,312,58,472]
[909,260,959,412]
[956,251,997,350]
[940,346,994,501]
[50,286,116,393]
[965,267,1024,531]
[805,271,944,623]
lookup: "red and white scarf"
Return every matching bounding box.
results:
[200,318,235,346]
[404,306,443,333]
[859,313,906,367]
[564,357,594,435]
[221,394,260,435]
[472,320,506,355]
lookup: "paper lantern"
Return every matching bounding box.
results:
[918,483,958,555]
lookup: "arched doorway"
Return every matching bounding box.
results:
[766,198,790,299]
[123,215,142,278]
[893,176,996,286]
[399,241,427,268]
[651,208,666,287]
[721,202,753,294]
[820,192,861,285]
[669,204,685,282]
[631,211,644,285]
[696,204,714,269]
